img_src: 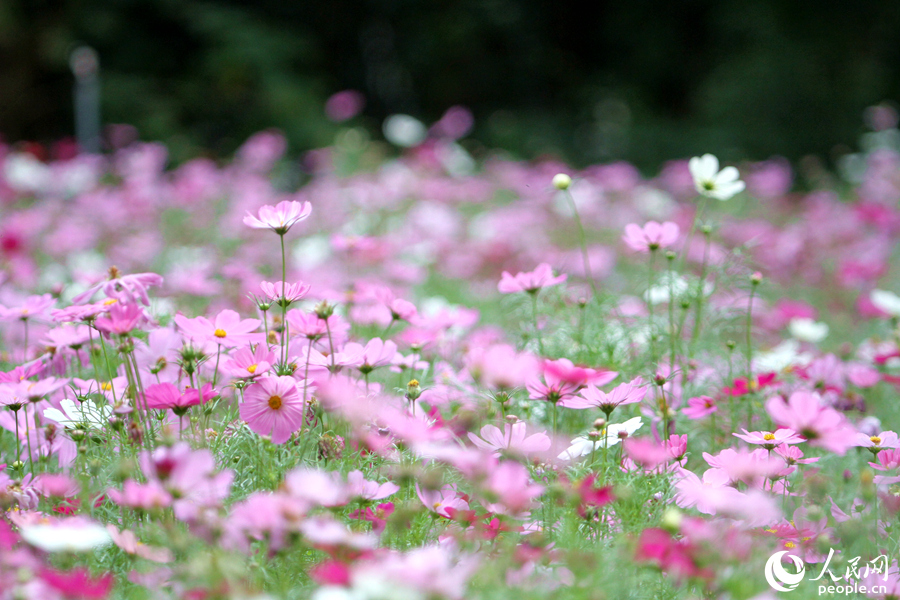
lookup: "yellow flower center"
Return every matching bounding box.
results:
[101,382,112,391]
[784,541,796,549]
[871,436,882,445]
[103,298,118,306]
[433,502,442,509]
[408,379,419,387]
[763,433,776,441]
[213,329,227,338]
[267,395,283,410]
[247,364,257,374]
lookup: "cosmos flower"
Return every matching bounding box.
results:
[243,200,312,235]
[175,309,263,348]
[688,154,745,200]
[467,421,551,457]
[498,263,567,294]
[20,517,112,552]
[622,221,680,253]
[239,376,306,444]
[44,399,112,430]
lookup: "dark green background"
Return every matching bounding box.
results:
[3,0,900,169]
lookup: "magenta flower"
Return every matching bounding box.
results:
[498,263,567,294]
[622,221,680,253]
[143,382,215,416]
[342,338,397,374]
[682,395,717,419]
[175,309,263,348]
[243,200,312,235]
[239,376,305,444]
[765,390,857,454]
[39,567,113,600]
[733,428,805,449]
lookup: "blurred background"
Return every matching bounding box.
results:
[3,0,900,171]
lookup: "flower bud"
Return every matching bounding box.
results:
[661,507,683,532]
[552,173,572,190]
[593,418,606,430]
[406,379,422,402]
[314,300,335,320]
[750,271,763,285]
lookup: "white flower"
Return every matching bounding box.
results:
[3,153,51,195]
[871,289,900,317]
[644,273,712,305]
[558,417,644,460]
[44,398,111,430]
[788,318,829,343]
[383,115,427,148]
[20,520,112,552]
[688,154,745,201]
[753,340,812,372]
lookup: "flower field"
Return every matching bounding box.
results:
[1,120,900,599]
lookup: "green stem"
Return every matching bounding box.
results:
[564,189,599,298]
[212,346,221,387]
[689,230,712,355]
[678,197,707,273]
[530,292,544,355]
[646,249,658,362]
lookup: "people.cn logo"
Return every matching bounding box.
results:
[765,551,806,592]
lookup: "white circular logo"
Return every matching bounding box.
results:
[765,551,806,592]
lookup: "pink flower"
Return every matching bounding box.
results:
[527,358,615,403]
[243,200,312,235]
[239,376,305,444]
[765,390,857,454]
[223,344,275,379]
[624,437,672,470]
[260,280,311,306]
[72,271,163,306]
[481,460,544,516]
[558,377,642,414]
[389,298,418,322]
[0,294,56,321]
[732,428,805,448]
[416,483,469,518]
[143,382,215,416]
[464,344,538,390]
[346,470,400,501]
[93,302,148,335]
[106,526,173,563]
[775,444,818,466]
[498,263,567,294]
[107,479,172,511]
[682,395,717,419]
[622,221,680,253]
[175,309,263,348]
[855,430,900,452]
[343,338,397,374]
[467,421,551,457]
